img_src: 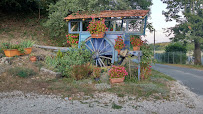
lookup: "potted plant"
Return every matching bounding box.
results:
[130,36,143,51]
[114,36,125,55]
[66,34,79,48]
[21,40,35,54]
[29,53,37,62]
[108,65,128,83]
[92,67,101,81]
[87,18,108,38]
[1,42,24,57]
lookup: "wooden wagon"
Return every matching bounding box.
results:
[65,10,149,79]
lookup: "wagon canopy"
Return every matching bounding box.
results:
[64,10,149,20]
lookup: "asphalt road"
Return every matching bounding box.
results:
[152,64,203,96]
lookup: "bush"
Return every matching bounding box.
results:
[8,67,36,78]
[165,42,187,53]
[71,64,92,80]
[45,43,93,78]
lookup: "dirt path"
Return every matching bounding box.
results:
[0,81,203,114]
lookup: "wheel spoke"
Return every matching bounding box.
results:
[97,59,103,67]
[89,39,95,51]
[99,44,110,53]
[99,58,105,67]
[99,51,112,55]
[96,59,98,67]
[85,44,93,52]
[98,39,104,51]
[100,56,112,60]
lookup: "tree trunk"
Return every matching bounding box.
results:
[194,40,201,65]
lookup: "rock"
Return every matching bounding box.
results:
[95,83,111,90]
[0,57,12,65]
[36,55,45,61]
[0,53,4,58]
[40,67,62,78]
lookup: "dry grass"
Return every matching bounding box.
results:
[0,12,62,46]
[165,64,203,71]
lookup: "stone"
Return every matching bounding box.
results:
[36,55,45,61]
[95,83,111,90]
[40,67,62,78]
[0,57,12,65]
[0,53,4,58]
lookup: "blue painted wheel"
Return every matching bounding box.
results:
[85,36,115,67]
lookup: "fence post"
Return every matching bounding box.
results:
[173,52,174,64]
[180,52,182,64]
[164,53,165,63]
[168,52,169,63]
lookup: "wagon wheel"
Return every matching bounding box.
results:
[85,36,115,67]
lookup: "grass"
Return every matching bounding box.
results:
[164,64,203,71]
[0,54,174,100]
[0,12,63,46]
[112,102,123,109]
[106,69,174,99]
[8,67,37,78]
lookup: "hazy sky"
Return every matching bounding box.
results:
[143,0,177,44]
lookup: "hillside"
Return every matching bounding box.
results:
[0,12,66,47]
[149,42,170,51]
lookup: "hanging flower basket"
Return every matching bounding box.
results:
[87,18,108,38]
[91,32,105,38]
[116,49,121,55]
[133,46,140,51]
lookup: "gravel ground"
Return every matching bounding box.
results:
[0,81,203,114]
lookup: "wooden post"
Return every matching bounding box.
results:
[180,52,182,64]
[129,59,131,79]
[168,52,169,63]
[173,52,174,64]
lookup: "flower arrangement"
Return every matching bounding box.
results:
[108,65,128,79]
[130,36,144,47]
[66,34,79,47]
[87,18,108,34]
[114,36,125,50]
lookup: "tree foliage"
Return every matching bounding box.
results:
[165,42,187,53]
[162,0,203,65]
[44,0,153,38]
[0,0,57,13]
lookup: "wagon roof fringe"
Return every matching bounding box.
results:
[64,10,149,20]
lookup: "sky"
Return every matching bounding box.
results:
[143,0,177,44]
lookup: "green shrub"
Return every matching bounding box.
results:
[8,67,36,78]
[57,46,93,77]
[21,40,35,48]
[45,56,60,71]
[45,43,93,78]
[165,42,187,53]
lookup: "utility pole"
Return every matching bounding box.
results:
[154,29,155,58]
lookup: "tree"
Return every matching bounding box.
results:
[165,42,187,53]
[44,0,153,39]
[0,0,57,15]
[162,0,203,65]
